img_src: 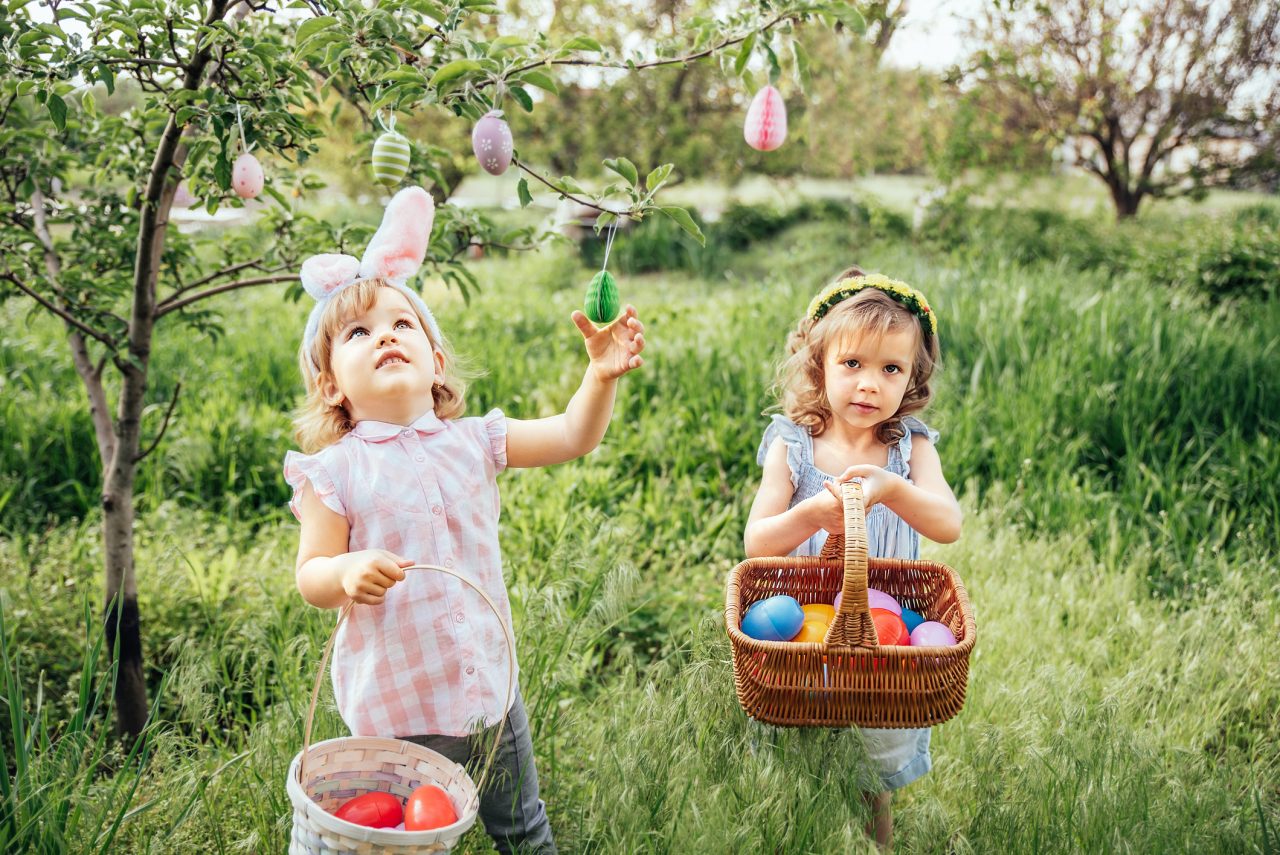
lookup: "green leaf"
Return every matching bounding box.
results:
[81,90,96,117]
[561,36,602,52]
[791,38,811,90]
[488,35,526,55]
[828,2,867,35]
[214,153,232,191]
[734,31,756,76]
[517,70,557,93]
[764,43,782,86]
[430,59,482,88]
[645,163,673,192]
[509,85,533,112]
[295,15,338,47]
[517,176,532,208]
[46,93,67,130]
[658,205,704,246]
[604,157,638,187]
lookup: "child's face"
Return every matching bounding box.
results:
[822,327,916,433]
[322,286,443,423]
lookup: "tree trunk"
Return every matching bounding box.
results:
[1110,183,1143,219]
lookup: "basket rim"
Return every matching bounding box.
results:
[286,735,478,844]
[724,555,977,658]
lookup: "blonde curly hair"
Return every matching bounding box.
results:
[775,265,940,445]
[292,278,468,453]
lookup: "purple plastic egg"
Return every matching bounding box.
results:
[231,152,263,199]
[867,588,901,615]
[743,85,787,152]
[472,110,513,175]
[909,621,957,647]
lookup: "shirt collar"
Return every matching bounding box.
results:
[351,409,446,442]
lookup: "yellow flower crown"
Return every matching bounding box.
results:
[806,274,938,338]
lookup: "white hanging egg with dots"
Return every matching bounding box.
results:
[232,152,264,199]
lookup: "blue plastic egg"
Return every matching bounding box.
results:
[900,608,925,634]
[741,595,805,641]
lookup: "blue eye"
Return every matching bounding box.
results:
[348,327,368,339]
[885,365,901,374]
[395,319,413,330]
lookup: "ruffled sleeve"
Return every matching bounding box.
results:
[283,448,346,521]
[482,407,507,473]
[756,415,811,491]
[896,416,940,470]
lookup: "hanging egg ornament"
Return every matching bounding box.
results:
[584,269,620,326]
[744,85,788,152]
[371,129,412,187]
[471,110,513,176]
[231,152,264,199]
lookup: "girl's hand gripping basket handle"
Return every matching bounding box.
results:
[820,480,882,649]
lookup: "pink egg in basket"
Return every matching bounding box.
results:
[909,621,957,647]
[833,588,901,615]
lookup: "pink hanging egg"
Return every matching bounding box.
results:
[472,110,513,175]
[743,85,787,152]
[231,152,263,199]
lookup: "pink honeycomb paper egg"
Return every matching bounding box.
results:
[744,85,787,152]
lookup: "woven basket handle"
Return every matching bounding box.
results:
[820,480,880,649]
[297,563,517,798]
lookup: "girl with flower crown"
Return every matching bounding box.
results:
[744,265,962,851]
[283,187,645,853]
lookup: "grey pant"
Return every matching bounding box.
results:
[404,690,556,855]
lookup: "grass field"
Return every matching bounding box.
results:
[1,185,1277,853]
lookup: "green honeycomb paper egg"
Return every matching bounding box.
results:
[584,270,620,325]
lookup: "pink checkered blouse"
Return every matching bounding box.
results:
[284,408,517,738]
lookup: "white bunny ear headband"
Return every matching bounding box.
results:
[299,186,442,381]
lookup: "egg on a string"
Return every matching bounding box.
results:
[471,110,513,176]
[583,269,619,326]
[372,128,412,187]
[744,85,787,152]
[232,152,264,199]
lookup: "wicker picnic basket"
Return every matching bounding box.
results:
[726,480,976,728]
[286,564,515,854]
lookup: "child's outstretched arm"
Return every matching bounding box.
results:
[827,436,962,543]
[744,439,846,557]
[293,482,413,608]
[506,305,645,469]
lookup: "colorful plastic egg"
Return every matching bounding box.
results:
[583,269,620,325]
[372,130,412,186]
[231,152,263,199]
[405,784,458,831]
[741,595,805,642]
[802,603,835,624]
[867,588,902,616]
[744,85,787,152]
[870,608,910,646]
[791,618,829,644]
[333,791,403,828]
[909,620,957,647]
[900,607,925,634]
[471,110,513,175]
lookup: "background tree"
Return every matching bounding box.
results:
[0,0,863,740]
[957,0,1280,218]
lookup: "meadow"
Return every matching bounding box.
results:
[1,185,1278,853]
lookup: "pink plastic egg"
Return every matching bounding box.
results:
[472,110,513,175]
[909,621,957,647]
[743,85,787,152]
[833,588,901,615]
[232,152,263,199]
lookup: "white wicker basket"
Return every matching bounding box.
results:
[286,564,515,854]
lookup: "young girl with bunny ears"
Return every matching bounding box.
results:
[284,187,645,853]
[744,266,961,852]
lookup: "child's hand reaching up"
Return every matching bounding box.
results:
[571,304,646,381]
[339,549,413,606]
[824,466,905,509]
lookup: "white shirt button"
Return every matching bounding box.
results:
[445,557,455,568]
[415,454,425,462]
[432,505,442,515]
[401,429,413,438]
[465,666,475,675]
[455,613,464,623]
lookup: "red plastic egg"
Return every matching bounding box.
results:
[333,791,403,828]
[744,85,787,151]
[472,110,513,175]
[232,152,264,199]
[870,608,910,646]
[405,784,458,831]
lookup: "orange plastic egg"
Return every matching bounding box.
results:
[405,784,458,831]
[802,604,836,624]
[333,791,403,828]
[871,608,910,646]
[791,619,829,644]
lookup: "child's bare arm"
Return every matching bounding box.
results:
[293,482,411,608]
[744,440,844,557]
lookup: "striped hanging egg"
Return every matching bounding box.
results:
[372,130,412,186]
[583,269,620,325]
[231,152,264,199]
[471,110,513,176]
[744,85,787,152]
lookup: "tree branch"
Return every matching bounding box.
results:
[162,255,270,306]
[155,273,297,317]
[134,382,181,463]
[2,272,119,348]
